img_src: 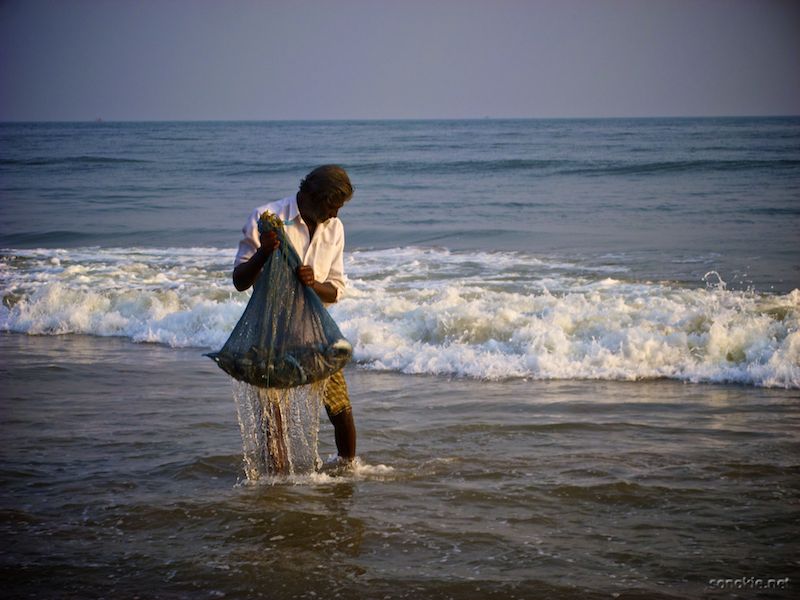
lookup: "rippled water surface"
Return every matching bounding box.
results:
[2,334,797,598]
[1,118,798,597]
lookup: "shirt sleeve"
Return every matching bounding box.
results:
[324,223,346,301]
[234,208,261,268]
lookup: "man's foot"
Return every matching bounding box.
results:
[321,454,356,476]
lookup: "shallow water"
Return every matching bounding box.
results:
[2,333,797,598]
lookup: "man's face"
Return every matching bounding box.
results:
[309,195,349,224]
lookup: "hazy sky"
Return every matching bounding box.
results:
[1,0,798,120]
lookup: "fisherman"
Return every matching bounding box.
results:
[232,165,356,472]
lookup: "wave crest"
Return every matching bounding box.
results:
[2,247,798,388]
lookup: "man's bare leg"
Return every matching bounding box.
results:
[265,399,289,475]
[329,408,356,461]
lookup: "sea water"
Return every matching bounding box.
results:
[2,117,799,388]
[1,119,799,598]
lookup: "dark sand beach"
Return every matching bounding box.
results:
[2,332,797,598]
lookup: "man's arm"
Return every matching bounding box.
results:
[232,230,279,291]
[295,222,345,303]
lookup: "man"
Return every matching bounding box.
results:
[232,165,357,467]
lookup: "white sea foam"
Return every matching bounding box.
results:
[2,246,798,388]
[235,457,396,487]
[1,247,243,349]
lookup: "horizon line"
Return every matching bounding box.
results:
[2,114,799,124]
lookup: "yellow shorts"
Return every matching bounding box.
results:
[323,370,351,418]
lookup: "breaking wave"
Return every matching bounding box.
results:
[2,246,798,388]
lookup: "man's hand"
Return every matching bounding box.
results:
[260,229,280,254]
[296,265,339,303]
[296,265,315,286]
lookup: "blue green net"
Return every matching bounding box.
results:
[207,211,352,388]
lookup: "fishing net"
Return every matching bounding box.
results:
[207,211,353,479]
[207,211,352,389]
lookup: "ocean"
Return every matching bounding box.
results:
[1,118,799,598]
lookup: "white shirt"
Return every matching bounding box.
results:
[234,195,346,301]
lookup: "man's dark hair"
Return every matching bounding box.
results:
[299,165,354,206]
